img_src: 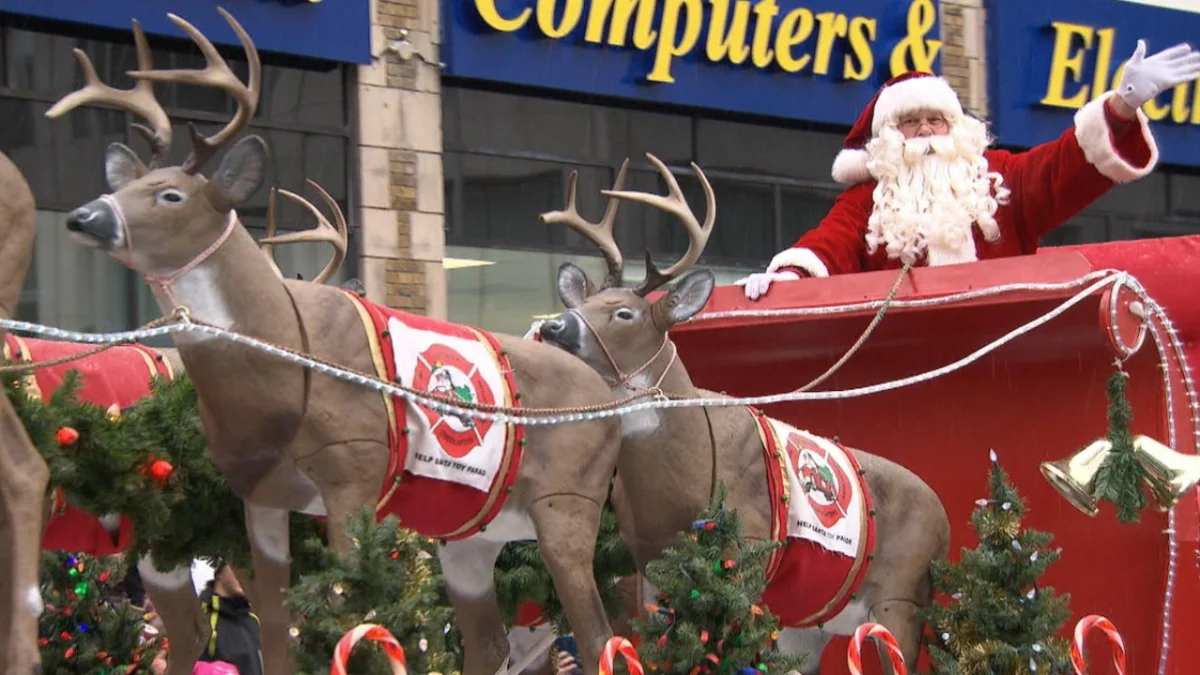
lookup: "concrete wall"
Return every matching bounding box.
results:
[356,0,446,318]
[940,0,989,119]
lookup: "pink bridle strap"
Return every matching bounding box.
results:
[570,309,678,392]
[142,210,239,308]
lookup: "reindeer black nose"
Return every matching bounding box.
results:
[64,201,120,247]
[540,318,567,336]
[65,206,99,232]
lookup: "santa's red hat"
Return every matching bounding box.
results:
[831,71,965,185]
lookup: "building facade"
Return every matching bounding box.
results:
[2,0,1199,338]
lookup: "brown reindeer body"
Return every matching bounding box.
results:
[537,155,951,673]
[0,147,48,675]
[47,10,625,675]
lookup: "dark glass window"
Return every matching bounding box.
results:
[0,20,352,332]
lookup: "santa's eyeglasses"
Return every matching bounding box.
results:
[897,115,949,133]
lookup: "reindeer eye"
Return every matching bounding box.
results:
[157,189,186,205]
[614,308,636,321]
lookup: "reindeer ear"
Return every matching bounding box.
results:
[105,143,148,191]
[557,262,596,309]
[207,136,268,210]
[652,269,715,328]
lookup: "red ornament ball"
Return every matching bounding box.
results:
[56,427,79,446]
[148,459,174,484]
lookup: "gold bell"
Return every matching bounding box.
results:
[1132,434,1200,511]
[1039,439,1112,517]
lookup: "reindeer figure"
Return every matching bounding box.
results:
[47,9,625,675]
[0,148,49,675]
[537,154,951,673]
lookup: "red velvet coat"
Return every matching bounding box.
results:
[766,93,1160,278]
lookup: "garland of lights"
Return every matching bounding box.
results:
[0,272,1134,424]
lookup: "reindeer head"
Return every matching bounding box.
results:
[47,9,267,277]
[537,153,716,387]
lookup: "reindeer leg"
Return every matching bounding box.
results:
[244,504,294,675]
[438,537,510,675]
[138,554,207,675]
[528,495,610,675]
[0,397,50,675]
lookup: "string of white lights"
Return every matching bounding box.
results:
[0,272,1125,425]
[1099,272,1196,675]
[687,269,1122,322]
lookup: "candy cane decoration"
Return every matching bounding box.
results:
[1071,614,1127,675]
[331,623,408,675]
[599,636,645,675]
[847,622,907,675]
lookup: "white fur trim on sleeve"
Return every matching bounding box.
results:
[766,247,830,278]
[1073,92,1159,183]
[831,148,872,185]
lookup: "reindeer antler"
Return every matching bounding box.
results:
[260,179,349,285]
[45,20,173,168]
[603,153,715,297]
[539,159,630,290]
[127,7,262,175]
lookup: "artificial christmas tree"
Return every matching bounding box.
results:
[38,550,162,673]
[924,450,1072,674]
[285,509,461,675]
[630,484,807,675]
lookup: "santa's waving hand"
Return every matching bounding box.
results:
[737,40,1200,301]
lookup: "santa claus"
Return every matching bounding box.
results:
[738,40,1200,300]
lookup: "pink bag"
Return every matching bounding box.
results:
[192,662,240,675]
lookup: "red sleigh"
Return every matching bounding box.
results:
[670,235,1200,674]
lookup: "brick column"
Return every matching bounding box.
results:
[356,0,446,318]
[939,0,989,119]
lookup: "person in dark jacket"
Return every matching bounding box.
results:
[198,559,263,675]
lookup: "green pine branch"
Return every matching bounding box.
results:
[1092,369,1151,523]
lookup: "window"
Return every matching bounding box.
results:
[442,84,853,332]
[0,21,352,333]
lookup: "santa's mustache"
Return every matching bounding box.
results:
[902,135,958,164]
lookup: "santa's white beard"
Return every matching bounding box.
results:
[864,120,1009,267]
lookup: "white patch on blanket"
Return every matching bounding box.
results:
[389,315,508,493]
[768,419,865,558]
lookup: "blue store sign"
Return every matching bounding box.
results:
[442,0,944,127]
[989,0,1200,168]
[0,0,371,64]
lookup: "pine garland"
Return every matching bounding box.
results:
[5,370,326,578]
[1092,367,1152,523]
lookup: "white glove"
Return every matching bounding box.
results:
[733,270,800,301]
[1116,39,1200,110]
